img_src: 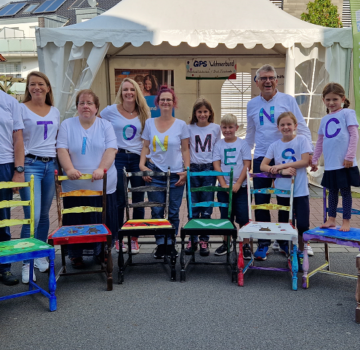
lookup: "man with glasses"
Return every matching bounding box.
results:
[245,64,313,260]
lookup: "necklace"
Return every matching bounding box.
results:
[122,105,136,115]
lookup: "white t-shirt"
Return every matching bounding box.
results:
[142,118,190,173]
[188,123,221,164]
[21,104,60,158]
[101,104,143,155]
[213,138,252,186]
[245,91,313,158]
[318,109,359,171]
[56,117,117,194]
[265,135,312,197]
[0,91,24,164]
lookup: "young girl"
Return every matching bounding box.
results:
[185,98,221,257]
[311,83,360,232]
[260,112,312,268]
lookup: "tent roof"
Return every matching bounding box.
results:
[36,0,353,49]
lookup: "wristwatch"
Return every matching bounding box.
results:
[15,166,24,173]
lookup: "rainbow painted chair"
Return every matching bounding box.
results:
[0,176,56,311]
[302,188,360,323]
[48,171,113,291]
[238,170,298,290]
[118,167,176,283]
[180,167,238,283]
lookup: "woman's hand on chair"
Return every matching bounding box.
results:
[175,171,187,186]
[92,168,104,182]
[140,165,152,182]
[67,168,82,180]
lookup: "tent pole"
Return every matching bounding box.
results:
[285,45,295,97]
[105,55,111,106]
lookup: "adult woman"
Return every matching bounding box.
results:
[140,86,190,258]
[57,89,118,268]
[134,75,145,95]
[143,74,158,96]
[100,78,150,254]
[19,71,60,283]
[0,90,24,286]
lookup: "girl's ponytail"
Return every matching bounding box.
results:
[343,98,350,109]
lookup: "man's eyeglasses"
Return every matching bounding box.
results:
[79,102,95,106]
[160,98,173,102]
[258,76,277,82]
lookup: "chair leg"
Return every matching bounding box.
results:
[48,253,57,312]
[291,245,298,291]
[106,244,113,291]
[325,243,330,271]
[118,243,124,284]
[61,245,67,274]
[356,254,360,323]
[238,241,244,286]
[302,241,309,289]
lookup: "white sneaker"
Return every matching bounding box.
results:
[22,264,36,284]
[130,238,140,254]
[307,243,314,256]
[122,241,128,253]
[34,257,49,272]
[272,240,280,250]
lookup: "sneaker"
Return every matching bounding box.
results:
[307,243,314,256]
[115,240,120,253]
[22,264,36,284]
[130,237,140,254]
[243,243,252,260]
[154,244,166,259]
[34,257,49,272]
[0,271,19,286]
[254,245,269,261]
[184,241,198,255]
[272,240,280,250]
[199,240,210,257]
[279,244,289,255]
[297,251,304,273]
[214,241,231,256]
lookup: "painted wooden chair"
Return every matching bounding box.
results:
[0,175,56,311]
[302,187,360,323]
[48,170,113,291]
[118,167,176,283]
[180,167,238,282]
[238,170,298,290]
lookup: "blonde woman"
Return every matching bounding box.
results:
[100,78,150,254]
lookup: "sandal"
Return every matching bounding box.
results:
[70,257,85,269]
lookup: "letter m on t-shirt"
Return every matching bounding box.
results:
[195,134,211,153]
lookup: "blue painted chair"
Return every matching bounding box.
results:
[180,167,238,282]
[238,170,298,290]
[0,175,56,311]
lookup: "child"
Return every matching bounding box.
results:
[311,83,360,232]
[260,112,312,268]
[213,113,252,257]
[185,98,221,256]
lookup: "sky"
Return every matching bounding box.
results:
[0,0,10,7]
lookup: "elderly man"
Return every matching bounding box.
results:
[245,64,313,260]
[0,90,24,285]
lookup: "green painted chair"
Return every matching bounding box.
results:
[0,175,56,311]
[180,167,237,282]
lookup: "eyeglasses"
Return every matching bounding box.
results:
[79,102,95,106]
[258,76,277,82]
[160,98,173,102]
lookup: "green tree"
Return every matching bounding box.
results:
[301,0,343,28]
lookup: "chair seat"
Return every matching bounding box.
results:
[122,219,172,230]
[239,222,298,242]
[48,224,111,245]
[184,218,234,230]
[0,238,53,258]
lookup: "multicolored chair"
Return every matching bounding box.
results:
[48,170,113,291]
[238,170,298,290]
[180,167,238,282]
[302,187,360,323]
[118,167,176,283]
[0,175,56,311]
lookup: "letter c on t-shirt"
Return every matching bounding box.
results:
[325,117,341,139]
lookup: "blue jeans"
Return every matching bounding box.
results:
[115,152,144,235]
[253,156,274,246]
[146,161,184,245]
[19,157,57,263]
[218,186,249,227]
[188,163,215,242]
[0,163,14,273]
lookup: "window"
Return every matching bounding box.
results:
[269,0,283,9]
[221,72,251,139]
[70,0,86,9]
[342,0,351,28]
[0,62,22,78]
[0,3,26,17]
[23,3,40,14]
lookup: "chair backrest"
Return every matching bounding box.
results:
[0,175,34,236]
[247,169,295,224]
[123,167,171,221]
[54,170,107,227]
[186,167,234,220]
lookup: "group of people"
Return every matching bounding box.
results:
[0,63,358,287]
